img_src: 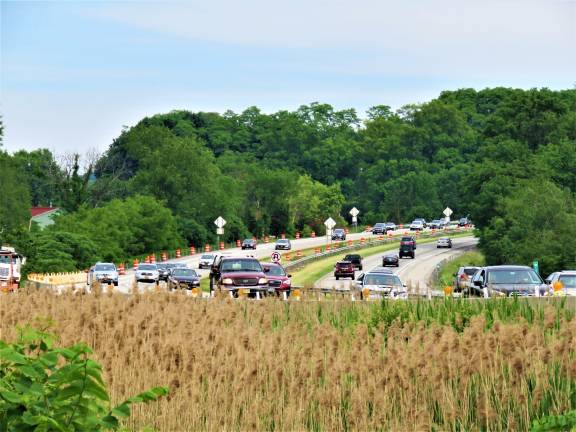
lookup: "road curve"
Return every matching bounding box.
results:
[315,236,478,295]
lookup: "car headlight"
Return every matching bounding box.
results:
[258,277,268,285]
[222,278,234,285]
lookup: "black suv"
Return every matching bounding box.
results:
[399,240,415,259]
[343,254,363,270]
[331,228,346,240]
[371,223,386,234]
[241,239,257,250]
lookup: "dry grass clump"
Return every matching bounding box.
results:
[1,289,574,431]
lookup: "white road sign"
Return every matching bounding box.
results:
[214,216,227,228]
[271,251,281,263]
[216,227,224,235]
[443,207,453,217]
[324,217,336,229]
[349,207,360,217]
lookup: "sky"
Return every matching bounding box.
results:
[1,0,575,154]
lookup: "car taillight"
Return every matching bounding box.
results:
[460,274,468,280]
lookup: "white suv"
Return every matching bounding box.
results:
[545,271,576,296]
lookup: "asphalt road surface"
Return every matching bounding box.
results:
[315,236,478,296]
[114,229,420,294]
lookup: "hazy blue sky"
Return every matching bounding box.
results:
[2,0,575,154]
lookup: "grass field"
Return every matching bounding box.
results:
[1,289,574,431]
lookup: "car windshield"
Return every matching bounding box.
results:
[277,240,289,244]
[374,223,385,227]
[201,255,214,260]
[221,259,262,272]
[166,263,179,269]
[364,274,401,286]
[386,223,395,226]
[464,268,479,276]
[334,229,344,233]
[401,237,413,242]
[172,269,197,277]
[95,264,115,271]
[558,275,576,288]
[264,265,286,276]
[138,264,157,271]
[488,269,541,284]
[344,255,360,260]
[156,263,167,269]
[243,239,253,243]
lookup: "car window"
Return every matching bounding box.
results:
[221,259,262,272]
[464,268,478,276]
[364,274,401,286]
[558,275,576,288]
[94,264,115,271]
[264,265,286,276]
[138,264,157,270]
[172,269,197,277]
[488,269,540,284]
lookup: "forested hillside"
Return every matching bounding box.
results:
[1,87,575,275]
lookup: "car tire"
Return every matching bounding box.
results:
[396,263,399,267]
[359,266,363,271]
[114,281,118,287]
[336,276,340,280]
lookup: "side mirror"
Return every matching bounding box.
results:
[473,280,483,287]
[288,274,292,278]
[264,267,270,273]
[453,273,457,277]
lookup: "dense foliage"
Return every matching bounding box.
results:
[1,88,575,274]
[0,321,168,431]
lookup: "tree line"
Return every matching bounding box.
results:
[1,87,575,275]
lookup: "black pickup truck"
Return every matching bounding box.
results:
[343,254,363,271]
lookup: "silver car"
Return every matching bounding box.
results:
[545,271,576,296]
[436,237,452,248]
[135,263,160,284]
[354,270,407,300]
[199,254,215,269]
[87,263,119,286]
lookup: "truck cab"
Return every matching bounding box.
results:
[0,246,24,292]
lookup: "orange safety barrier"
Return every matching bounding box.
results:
[162,252,167,262]
[378,235,384,241]
[264,236,269,243]
[176,248,181,258]
[296,250,302,258]
[311,231,316,238]
[236,239,241,247]
[326,245,331,251]
[219,242,225,251]
[388,231,393,237]
[190,246,196,255]
[315,247,321,254]
[133,259,139,270]
[281,233,286,239]
[345,228,349,234]
[118,263,125,275]
[150,254,156,264]
[348,239,353,246]
[205,244,211,252]
[360,237,366,245]
[285,253,291,261]
[295,232,300,239]
[144,256,150,264]
[399,224,404,229]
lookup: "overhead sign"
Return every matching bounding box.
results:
[443,207,453,217]
[214,216,227,228]
[324,217,336,230]
[271,251,281,263]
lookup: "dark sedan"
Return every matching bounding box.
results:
[241,239,257,250]
[167,268,201,291]
[382,253,399,267]
[331,228,346,241]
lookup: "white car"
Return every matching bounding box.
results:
[545,271,576,296]
[87,262,119,286]
[198,254,215,269]
[409,221,424,231]
[354,269,407,300]
[135,263,160,284]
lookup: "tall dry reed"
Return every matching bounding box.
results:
[1,288,574,431]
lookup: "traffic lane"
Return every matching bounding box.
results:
[115,228,438,294]
[397,237,478,295]
[315,236,476,290]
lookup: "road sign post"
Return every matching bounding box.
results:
[214,216,227,248]
[349,207,360,232]
[443,207,453,223]
[324,217,336,243]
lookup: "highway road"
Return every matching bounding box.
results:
[314,236,478,296]
[115,229,407,294]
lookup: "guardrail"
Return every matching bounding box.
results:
[27,272,86,285]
